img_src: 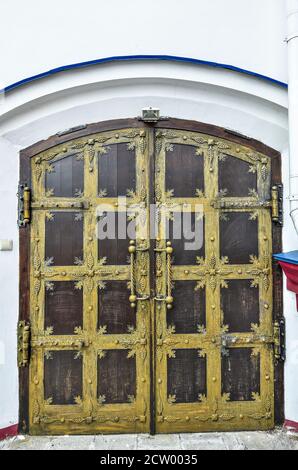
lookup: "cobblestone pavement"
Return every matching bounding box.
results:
[1,429,298,450]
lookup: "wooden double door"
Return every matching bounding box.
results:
[24,123,278,435]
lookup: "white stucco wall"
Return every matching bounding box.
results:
[1,58,297,430]
[0,0,287,90]
[0,137,19,429]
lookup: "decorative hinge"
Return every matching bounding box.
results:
[17,321,31,367]
[273,318,286,362]
[271,184,283,226]
[17,183,31,227]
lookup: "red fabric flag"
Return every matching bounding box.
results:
[278,260,298,310]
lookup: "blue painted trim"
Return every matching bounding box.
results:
[273,251,298,265]
[0,54,288,95]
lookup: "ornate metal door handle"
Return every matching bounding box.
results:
[128,240,137,308]
[154,241,174,309]
[165,241,174,310]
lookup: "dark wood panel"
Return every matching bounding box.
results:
[218,154,257,197]
[97,350,136,404]
[221,348,260,401]
[44,350,83,405]
[168,281,206,334]
[169,212,204,265]
[45,281,83,335]
[98,143,136,197]
[98,281,136,334]
[45,154,84,198]
[220,212,258,264]
[45,211,84,266]
[166,144,204,198]
[221,280,259,333]
[167,349,207,403]
[98,212,135,265]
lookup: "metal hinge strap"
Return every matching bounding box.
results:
[271,184,283,226]
[273,319,286,362]
[17,321,31,367]
[18,183,31,227]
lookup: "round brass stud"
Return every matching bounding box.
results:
[166,244,173,254]
[158,378,162,384]
[128,240,136,254]
[210,236,215,242]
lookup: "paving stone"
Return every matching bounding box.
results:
[1,431,297,450]
[94,434,138,450]
[47,435,97,450]
[3,435,54,451]
[137,434,182,450]
[222,433,246,450]
[236,430,293,450]
[180,433,227,450]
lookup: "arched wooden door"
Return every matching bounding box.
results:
[18,119,283,435]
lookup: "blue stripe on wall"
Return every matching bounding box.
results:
[0,54,288,95]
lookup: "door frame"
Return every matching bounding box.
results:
[19,117,283,434]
